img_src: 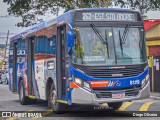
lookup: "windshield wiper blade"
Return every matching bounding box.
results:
[122,24,130,44]
[140,31,145,62]
[119,30,123,57]
[118,24,130,58]
[105,30,109,58]
[91,23,106,44]
[91,22,109,57]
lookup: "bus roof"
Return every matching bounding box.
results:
[10,18,56,41]
[10,8,134,41]
[72,7,132,11]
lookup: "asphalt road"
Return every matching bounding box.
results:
[0,84,160,120]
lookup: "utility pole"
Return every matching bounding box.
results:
[56,0,59,16]
[2,30,9,70]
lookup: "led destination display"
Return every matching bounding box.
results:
[75,12,137,21]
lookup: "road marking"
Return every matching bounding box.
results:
[31,109,53,120]
[7,110,34,120]
[139,102,153,111]
[116,102,133,111]
[100,103,108,107]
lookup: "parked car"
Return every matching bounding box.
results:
[0,70,6,84]
[0,70,9,84]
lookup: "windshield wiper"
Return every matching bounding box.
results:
[105,30,109,58]
[119,30,123,57]
[91,22,109,57]
[91,23,106,44]
[140,31,145,62]
[118,24,130,57]
[122,24,130,44]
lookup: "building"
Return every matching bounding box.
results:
[144,19,160,93]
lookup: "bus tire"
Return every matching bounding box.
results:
[49,82,66,113]
[19,80,30,105]
[108,102,123,110]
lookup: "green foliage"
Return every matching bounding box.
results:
[0,61,2,65]
[3,0,61,27]
[113,0,160,16]
[3,0,112,27]
[3,0,160,27]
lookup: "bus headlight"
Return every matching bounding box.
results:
[74,77,83,85]
[74,77,91,91]
[141,74,149,88]
[141,78,146,87]
[146,74,149,81]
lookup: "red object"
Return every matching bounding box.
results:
[144,19,160,31]
[149,46,160,56]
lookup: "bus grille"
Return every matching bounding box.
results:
[88,67,144,78]
[94,88,140,98]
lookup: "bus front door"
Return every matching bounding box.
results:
[27,37,35,95]
[12,42,17,92]
[56,25,68,100]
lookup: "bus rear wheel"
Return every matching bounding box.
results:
[19,81,30,105]
[49,82,66,113]
[108,102,123,110]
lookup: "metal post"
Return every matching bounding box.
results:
[2,30,9,70]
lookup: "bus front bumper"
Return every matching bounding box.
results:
[71,81,150,105]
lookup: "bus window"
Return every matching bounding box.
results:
[17,39,27,63]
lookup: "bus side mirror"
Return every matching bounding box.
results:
[67,31,74,47]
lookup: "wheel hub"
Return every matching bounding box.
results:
[51,90,56,105]
[20,86,23,101]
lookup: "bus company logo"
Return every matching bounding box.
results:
[116,80,121,86]
[2,112,11,117]
[108,80,121,87]
[112,73,123,77]
[108,81,116,87]
[108,66,125,69]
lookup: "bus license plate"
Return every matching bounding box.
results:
[112,92,125,99]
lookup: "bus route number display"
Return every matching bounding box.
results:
[82,12,136,21]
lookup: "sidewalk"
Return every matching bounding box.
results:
[150,92,160,99]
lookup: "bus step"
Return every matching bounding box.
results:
[28,95,36,99]
[57,100,68,104]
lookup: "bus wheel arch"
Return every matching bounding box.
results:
[46,78,66,113]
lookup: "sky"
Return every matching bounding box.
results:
[0,1,160,42]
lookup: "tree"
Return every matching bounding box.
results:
[3,0,112,27]
[113,0,160,17]
[3,0,61,27]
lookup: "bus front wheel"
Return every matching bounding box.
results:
[49,82,66,113]
[108,102,123,110]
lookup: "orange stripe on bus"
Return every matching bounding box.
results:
[88,80,110,88]
[70,82,79,88]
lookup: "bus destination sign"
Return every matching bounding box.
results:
[76,12,137,21]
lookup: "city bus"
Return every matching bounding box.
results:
[9,8,150,112]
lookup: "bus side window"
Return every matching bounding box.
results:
[46,36,56,59]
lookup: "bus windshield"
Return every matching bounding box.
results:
[71,26,147,66]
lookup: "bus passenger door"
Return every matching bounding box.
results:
[56,25,68,100]
[12,42,17,92]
